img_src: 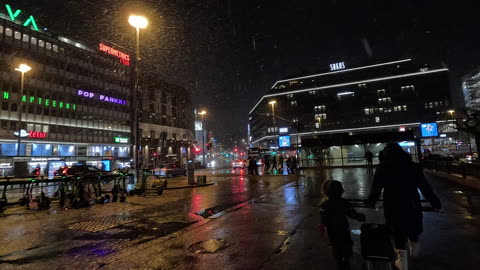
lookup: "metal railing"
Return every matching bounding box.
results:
[421,160,480,179]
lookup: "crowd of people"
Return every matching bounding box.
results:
[245,154,298,175]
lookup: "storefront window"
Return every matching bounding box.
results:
[1,143,26,156]
[58,145,75,156]
[342,145,366,165]
[31,144,53,156]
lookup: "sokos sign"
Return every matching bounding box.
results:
[330,62,346,71]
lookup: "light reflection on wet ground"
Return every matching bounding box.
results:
[0,168,479,270]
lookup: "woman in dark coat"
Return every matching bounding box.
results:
[367,143,441,270]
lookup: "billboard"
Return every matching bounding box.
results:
[421,123,439,137]
[278,136,291,147]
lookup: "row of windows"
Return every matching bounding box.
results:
[0,120,129,143]
[378,97,392,104]
[1,99,130,122]
[1,24,131,91]
[315,113,327,120]
[267,127,278,133]
[314,105,326,112]
[424,100,448,108]
[364,105,408,115]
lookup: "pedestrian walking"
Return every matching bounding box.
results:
[264,155,270,174]
[253,158,259,175]
[286,156,292,174]
[367,143,441,270]
[278,155,284,171]
[246,158,252,175]
[320,180,365,270]
[271,155,277,173]
[365,150,373,166]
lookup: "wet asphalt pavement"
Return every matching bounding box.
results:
[0,168,479,270]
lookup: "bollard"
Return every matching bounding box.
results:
[197,175,207,185]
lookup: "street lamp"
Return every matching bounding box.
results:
[128,14,148,185]
[269,100,276,125]
[448,109,455,117]
[14,64,31,156]
[198,111,207,166]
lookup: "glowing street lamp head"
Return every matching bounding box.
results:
[128,15,148,29]
[15,64,32,73]
[448,109,455,115]
[198,111,207,115]
[268,100,276,105]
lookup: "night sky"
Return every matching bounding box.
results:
[12,0,480,142]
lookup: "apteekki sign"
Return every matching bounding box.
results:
[1,3,39,31]
[2,91,77,110]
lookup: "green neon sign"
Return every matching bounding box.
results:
[2,4,39,31]
[1,91,76,110]
[114,137,129,143]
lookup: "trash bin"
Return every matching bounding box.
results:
[197,175,207,185]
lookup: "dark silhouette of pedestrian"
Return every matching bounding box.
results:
[367,143,441,270]
[291,156,297,174]
[264,155,270,175]
[271,155,278,174]
[253,158,259,175]
[286,156,292,174]
[247,158,254,175]
[320,180,365,270]
[365,150,374,166]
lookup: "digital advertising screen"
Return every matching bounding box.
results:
[101,160,112,172]
[421,123,439,137]
[278,136,291,147]
[47,161,65,179]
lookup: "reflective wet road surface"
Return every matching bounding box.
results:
[0,168,479,270]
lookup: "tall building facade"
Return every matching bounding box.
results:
[462,70,480,110]
[0,4,132,176]
[138,75,194,168]
[249,59,456,166]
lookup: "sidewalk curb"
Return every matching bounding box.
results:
[424,169,480,192]
[164,182,215,190]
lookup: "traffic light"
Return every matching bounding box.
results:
[234,148,238,152]
[153,152,157,157]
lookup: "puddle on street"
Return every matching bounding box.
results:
[188,238,231,254]
[195,202,240,218]
[74,219,194,241]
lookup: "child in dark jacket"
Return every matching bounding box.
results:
[320,180,365,269]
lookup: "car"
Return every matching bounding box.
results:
[156,164,187,177]
[232,159,246,169]
[57,164,107,176]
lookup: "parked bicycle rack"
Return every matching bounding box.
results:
[0,173,133,212]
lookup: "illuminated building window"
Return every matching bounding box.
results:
[314,105,326,112]
[38,39,45,47]
[22,34,29,43]
[31,36,37,45]
[315,113,327,120]
[403,105,408,111]
[377,89,386,96]
[0,25,3,34]
[46,42,52,50]
[5,28,13,37]
[375,116,380,123]
[14,31,21,40]
[52,45,59,52]
[364,108,370,115]
[290,100,298,106]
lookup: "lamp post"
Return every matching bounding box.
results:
[14,64,31,157]
[128,14,148,183]
[198,111,207,166]
[269,100,276,126]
